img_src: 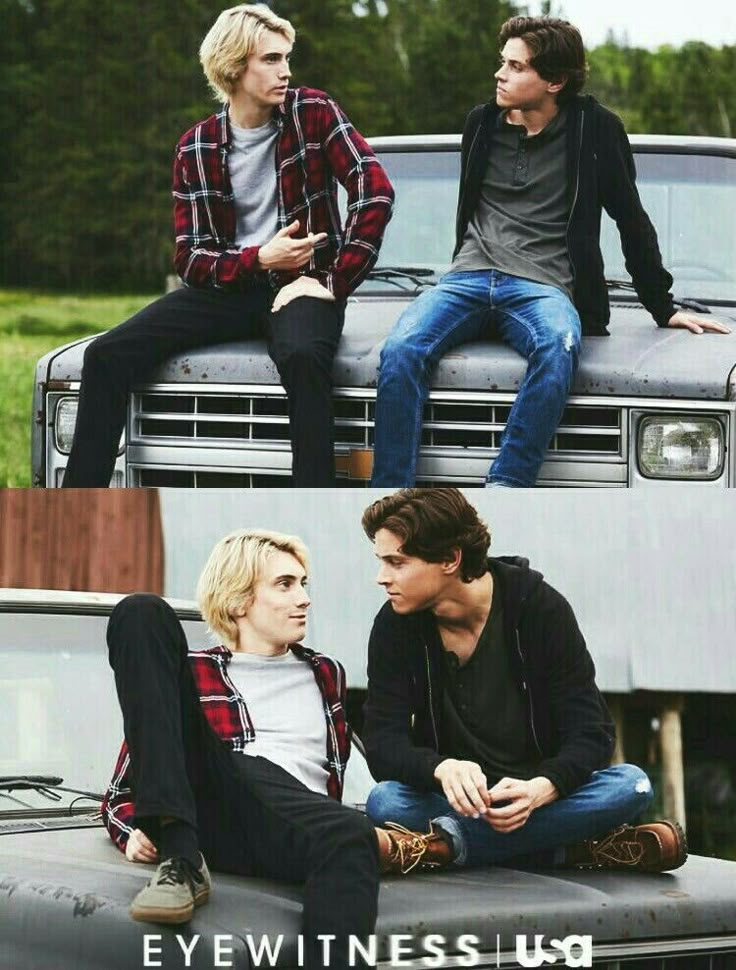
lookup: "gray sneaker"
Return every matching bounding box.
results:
[130,855,211,924]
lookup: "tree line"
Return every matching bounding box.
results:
[1,0,734,292]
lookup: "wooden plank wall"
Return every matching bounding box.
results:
[0,490,164,593]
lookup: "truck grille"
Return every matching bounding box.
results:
[130,387,626,486]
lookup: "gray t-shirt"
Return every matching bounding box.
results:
[451,107,573,297]
[228,118,279,250]
[227,649,330,795]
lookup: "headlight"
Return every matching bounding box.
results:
[638,415,724,480]
[54,397,79,454]
[53,396,124,457]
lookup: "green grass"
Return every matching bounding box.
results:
[0,288,156,487]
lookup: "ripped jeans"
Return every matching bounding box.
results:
[371,269,582,487]
[366,764,653,868]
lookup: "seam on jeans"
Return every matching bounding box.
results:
[423,307,491,361]
[495,304,540,355]
[487,473,527,487]
[496,293,581,358]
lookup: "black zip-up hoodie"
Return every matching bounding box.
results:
[454,95,676,335]
[363,556,615,798]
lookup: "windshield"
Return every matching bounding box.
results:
[357,148,736,304]
[0,609,208,815]
[601,151,736,303]
[350,150,460,290]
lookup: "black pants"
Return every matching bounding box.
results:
[107,594,379,970]
[62,286,345,487]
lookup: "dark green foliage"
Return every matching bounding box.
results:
[380,0,514,134]
[1,0,733,291]
[588,41,736,137]
[2,0,232,291]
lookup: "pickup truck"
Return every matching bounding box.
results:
[32,134,736,488]
[2,588,736,969]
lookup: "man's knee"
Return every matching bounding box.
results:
[317,807,378,865]
[534,307,581,359]
[365,781,408,826]
[108,593,177,646]
[378,289,452,376]
[615,763,654,811]
[272,336,335,380]
[592,763,654,818]
[111,592,168,621]
[378,325,429,379]
[82,332,116,375]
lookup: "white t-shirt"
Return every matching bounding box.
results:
[227,649,330,795]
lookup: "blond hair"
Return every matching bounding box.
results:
[197,528,309,648]
[199,4,295,103]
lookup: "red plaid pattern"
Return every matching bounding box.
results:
[102,643,350,853]
[172,86,394,301]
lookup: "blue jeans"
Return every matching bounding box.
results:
[371,270,582,487]
[365,765,653,867]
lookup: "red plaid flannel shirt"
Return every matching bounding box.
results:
[172,86,394,301]
[102,643,350,853]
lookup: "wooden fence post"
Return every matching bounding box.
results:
[659,694,686,829]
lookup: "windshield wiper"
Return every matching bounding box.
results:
[606,279,714,314]
[0,776,103,802]
[365,266,437,291]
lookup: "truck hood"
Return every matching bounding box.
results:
[40,297,736,400]
[2,825,736,968]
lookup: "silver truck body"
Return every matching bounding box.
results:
[32,135,736,487]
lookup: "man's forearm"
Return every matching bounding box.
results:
[173,241,262,289]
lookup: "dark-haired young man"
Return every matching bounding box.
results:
[370,17,729,487]
[361,488,687,872]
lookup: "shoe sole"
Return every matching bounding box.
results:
[130,885,210,924]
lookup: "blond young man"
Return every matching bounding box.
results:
[63,4,393,488]
[103,530,448,968]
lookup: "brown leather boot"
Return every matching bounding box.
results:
[564,821,687,873]
[376,822,454,875]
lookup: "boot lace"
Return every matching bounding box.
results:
[384,822,442,874]
[156,857,201,888]
[589,826,645,867]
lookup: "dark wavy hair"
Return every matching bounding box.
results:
[499,16,588,103]
[361,488,491,583]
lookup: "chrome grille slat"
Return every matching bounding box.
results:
[420,421,620,435]
[129,388,627,485]
[131,390,624,458]
[138,412,291,426]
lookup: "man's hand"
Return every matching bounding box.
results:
[125,828,159,863]
[257,220,328,272]
[271,276,336,313]
[434,758,491,817]
[666,310,731,335]
[485,776,558,833]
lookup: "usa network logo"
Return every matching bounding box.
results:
[514,934,593,967]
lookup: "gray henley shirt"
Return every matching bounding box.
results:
[451,107,573,298]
